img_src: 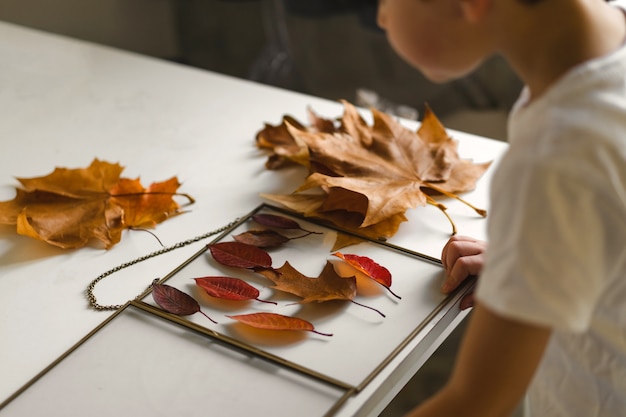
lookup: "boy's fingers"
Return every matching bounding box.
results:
[442,254,483,293]
[441,235,479,269]
[441,239,486,273]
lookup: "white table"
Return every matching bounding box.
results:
[0,21,508,416]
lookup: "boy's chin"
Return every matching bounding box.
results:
[422,68,472,84]
[420,62,483,84]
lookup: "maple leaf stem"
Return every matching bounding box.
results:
[426,196,458,235]
[350,300,386,318]
[423,182,487,217]
[110,191,196,206]
[129,227,165,247]
[199,310,218,324]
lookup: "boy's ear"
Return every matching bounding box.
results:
[460,0,491,22]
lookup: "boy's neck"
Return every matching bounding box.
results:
[497,0,626,100]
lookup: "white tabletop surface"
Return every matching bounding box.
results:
[0,21,508,416]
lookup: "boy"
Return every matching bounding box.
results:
[376,0,626,416]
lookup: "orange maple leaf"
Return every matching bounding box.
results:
[256,101,491,248]
[0,159,192,249]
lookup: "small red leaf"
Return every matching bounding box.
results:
[194,276,276,304]
[252,213,303,230]
[226,312,332,336]
[333,252,401,299]
[209,241,272,270]
[152,283,217,323]
[233,230,290,248]
[252,213,320,234]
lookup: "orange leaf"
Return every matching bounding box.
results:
[0,159,190,249]
[333,252,401,299]
[109,177,182,228]
[226,312,332,336]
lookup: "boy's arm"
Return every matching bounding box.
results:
[406,303,551,417]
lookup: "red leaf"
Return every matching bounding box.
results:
[252,213,303,230]
[152,283,217,323]
[226,312,332,336]
[333,252,401,299]
[252,213,320,235]
[233,230,290,248]
[208,241,272,270]
[194,276,276,304]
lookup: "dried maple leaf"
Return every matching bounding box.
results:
[257,260,384,317]
[0,159,192,249]
[226,312,333,336]
[258,260,356,303]
[256,101,491,247]
[109,177,183,228]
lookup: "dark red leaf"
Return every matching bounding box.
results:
[208,241,272,270]
[194,276,276,304]
[233,229,290,248]
[252,213,320,235]
[252,213,302,230]
[152,283,217,323]
[226,312,332,336]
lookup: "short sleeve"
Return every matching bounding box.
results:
[475,151,615,332]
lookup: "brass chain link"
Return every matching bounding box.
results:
[86,219,240,311]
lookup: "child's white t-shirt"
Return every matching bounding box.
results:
[475,3,626,416]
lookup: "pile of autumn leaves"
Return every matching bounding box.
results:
[0,100,489,250]
[257,101,491,248]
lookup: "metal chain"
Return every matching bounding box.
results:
[86,219,240,311]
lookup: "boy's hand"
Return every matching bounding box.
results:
[440,235,487,310]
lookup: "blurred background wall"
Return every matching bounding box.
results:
[0,0,521,140]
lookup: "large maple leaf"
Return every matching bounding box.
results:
[0,159,192,249]
[256,101,491,248]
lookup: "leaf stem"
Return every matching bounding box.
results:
[129,227,165,247]
[299,228,323,235]
[110,191,196,206]
[311,329,333,337]
[350,300,386,318]
[384,285,402,300]
[426,196,457,235]
[288,231,322,241]
[255,298,278,305]
[423,182,487,217]
[199,310,218,324]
